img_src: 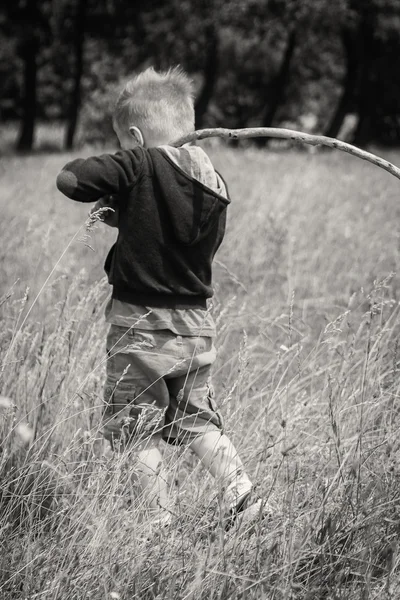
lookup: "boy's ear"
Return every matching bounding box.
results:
[129,126,144,146]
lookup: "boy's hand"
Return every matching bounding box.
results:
[90,196,119,228]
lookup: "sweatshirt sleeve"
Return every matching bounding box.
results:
[56,148,144,202]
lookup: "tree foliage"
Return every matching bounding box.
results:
[1,0,400,150]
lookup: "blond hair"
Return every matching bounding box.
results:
[113,67,195,142]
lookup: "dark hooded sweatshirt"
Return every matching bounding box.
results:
[56,146,230,313]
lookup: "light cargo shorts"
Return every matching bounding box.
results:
[102,325,223,449]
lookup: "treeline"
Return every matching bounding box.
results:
[1,0,400,152]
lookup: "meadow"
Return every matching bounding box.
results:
[1,141,400,599]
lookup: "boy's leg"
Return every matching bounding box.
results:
[164,343,253,515]
[190,431,268,532]
[189,431,252,509]
[102,325,177,522]
[135,433,171,518]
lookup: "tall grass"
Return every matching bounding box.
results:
[1,145,400,599]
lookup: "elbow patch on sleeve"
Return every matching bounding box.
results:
[56,170,78,196]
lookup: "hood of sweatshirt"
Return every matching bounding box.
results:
[147,145,230,246]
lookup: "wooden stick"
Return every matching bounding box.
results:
[171,127,400,183]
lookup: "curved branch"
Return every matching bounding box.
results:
[171,127,400,182]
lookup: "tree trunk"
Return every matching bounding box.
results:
[256,29,296,147]
[352,17,376,147]
[16,0,39,153]
[195,25,219,129]
[64,0,88,150]
[325,28,359,139]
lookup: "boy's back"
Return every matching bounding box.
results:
[106,144,229,337]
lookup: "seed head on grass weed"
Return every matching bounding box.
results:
[80,206,115,250]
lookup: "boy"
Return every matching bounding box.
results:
[57,67,261,530]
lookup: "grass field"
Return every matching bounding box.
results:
[1,143,400,599]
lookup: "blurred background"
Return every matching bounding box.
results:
[1,0,400,153]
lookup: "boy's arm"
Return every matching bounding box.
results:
[56,149,143,202]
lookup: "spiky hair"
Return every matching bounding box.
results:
[113,67,195,142]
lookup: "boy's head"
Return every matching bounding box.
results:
[113,67,195,149]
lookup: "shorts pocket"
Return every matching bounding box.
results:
[101,381,136,448]
[102,381,165,449]
[104,380,135,412]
